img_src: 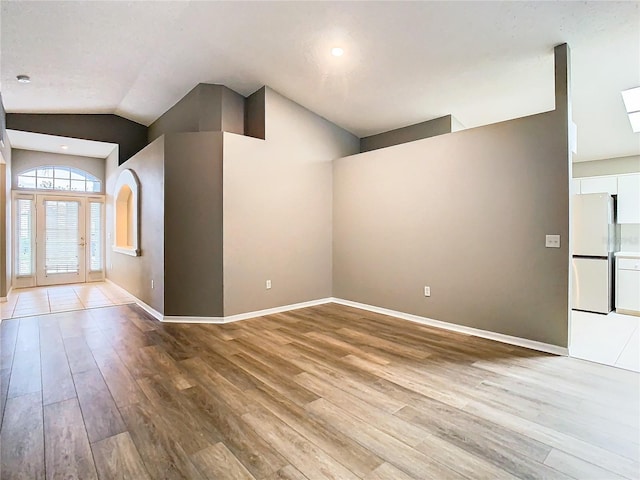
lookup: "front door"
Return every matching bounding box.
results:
[36,196,86,286]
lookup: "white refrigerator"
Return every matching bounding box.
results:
[571,193,615,314]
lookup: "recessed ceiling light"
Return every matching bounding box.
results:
[331,47,344,57]
[622,87,640,113]
[60,145,69,150]
[16,74,31,84]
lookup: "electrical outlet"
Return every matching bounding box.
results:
[266,280,272,289]
[151,279,155,289]
[545,234,561,248]
[424,286,431,297]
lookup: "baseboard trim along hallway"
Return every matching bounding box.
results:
[331,298,568,356]
[109,278,567,356]
[163,298,335,324]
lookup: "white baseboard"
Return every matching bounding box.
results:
[106,278,332,325]
[102,279,567,356]
[105,279,163,321]
[1,287,14,303]
[162,316,225,324]
[163,298,333,324]
[331,298,568,356]
[133,297,164,322]
[223,298,333,323]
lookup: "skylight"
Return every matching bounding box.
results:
[621,87,640,132]
[628,112,640,134]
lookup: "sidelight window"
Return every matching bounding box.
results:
[15,197,34,277]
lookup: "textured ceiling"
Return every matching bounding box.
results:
[1,1,639,162]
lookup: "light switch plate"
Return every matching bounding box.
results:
[545,234,561,248]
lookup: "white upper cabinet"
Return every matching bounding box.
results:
[580,176,618,195]
[617,174,640,224]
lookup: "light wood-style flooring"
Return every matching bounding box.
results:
[1,303,638,479]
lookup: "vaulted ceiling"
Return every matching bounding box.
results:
[1,1,638,162]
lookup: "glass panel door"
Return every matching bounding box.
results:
[36,196,86,286]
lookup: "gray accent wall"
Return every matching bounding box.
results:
[7,113,147,165]
[0,93,5,145]
[148,84,245,142]
[244,87,266,140]
[360,115,458,153]
[148,86,200,143]
[106,140,165,313]
[107,85,357,318]
[98,43,573,350]
[332,44,571,347]
[105,131,225,317]
[164,132,224,317]
[11,149,106,189]
[223,87,359,316]
[221,87,246,136]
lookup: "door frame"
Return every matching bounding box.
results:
[12,190,105,288]
[36,194,86,286]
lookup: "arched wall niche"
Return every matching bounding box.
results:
[113,169,140,256]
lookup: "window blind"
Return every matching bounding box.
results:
[16,199,33,276]
[89,202,102,271]
[44,200,79,275]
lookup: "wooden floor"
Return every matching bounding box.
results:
[1,303,639,480]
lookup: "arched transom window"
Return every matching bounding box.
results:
[17,166,102,193]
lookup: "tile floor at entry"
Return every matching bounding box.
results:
[571,310,640,372]
[1,282,135,320]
